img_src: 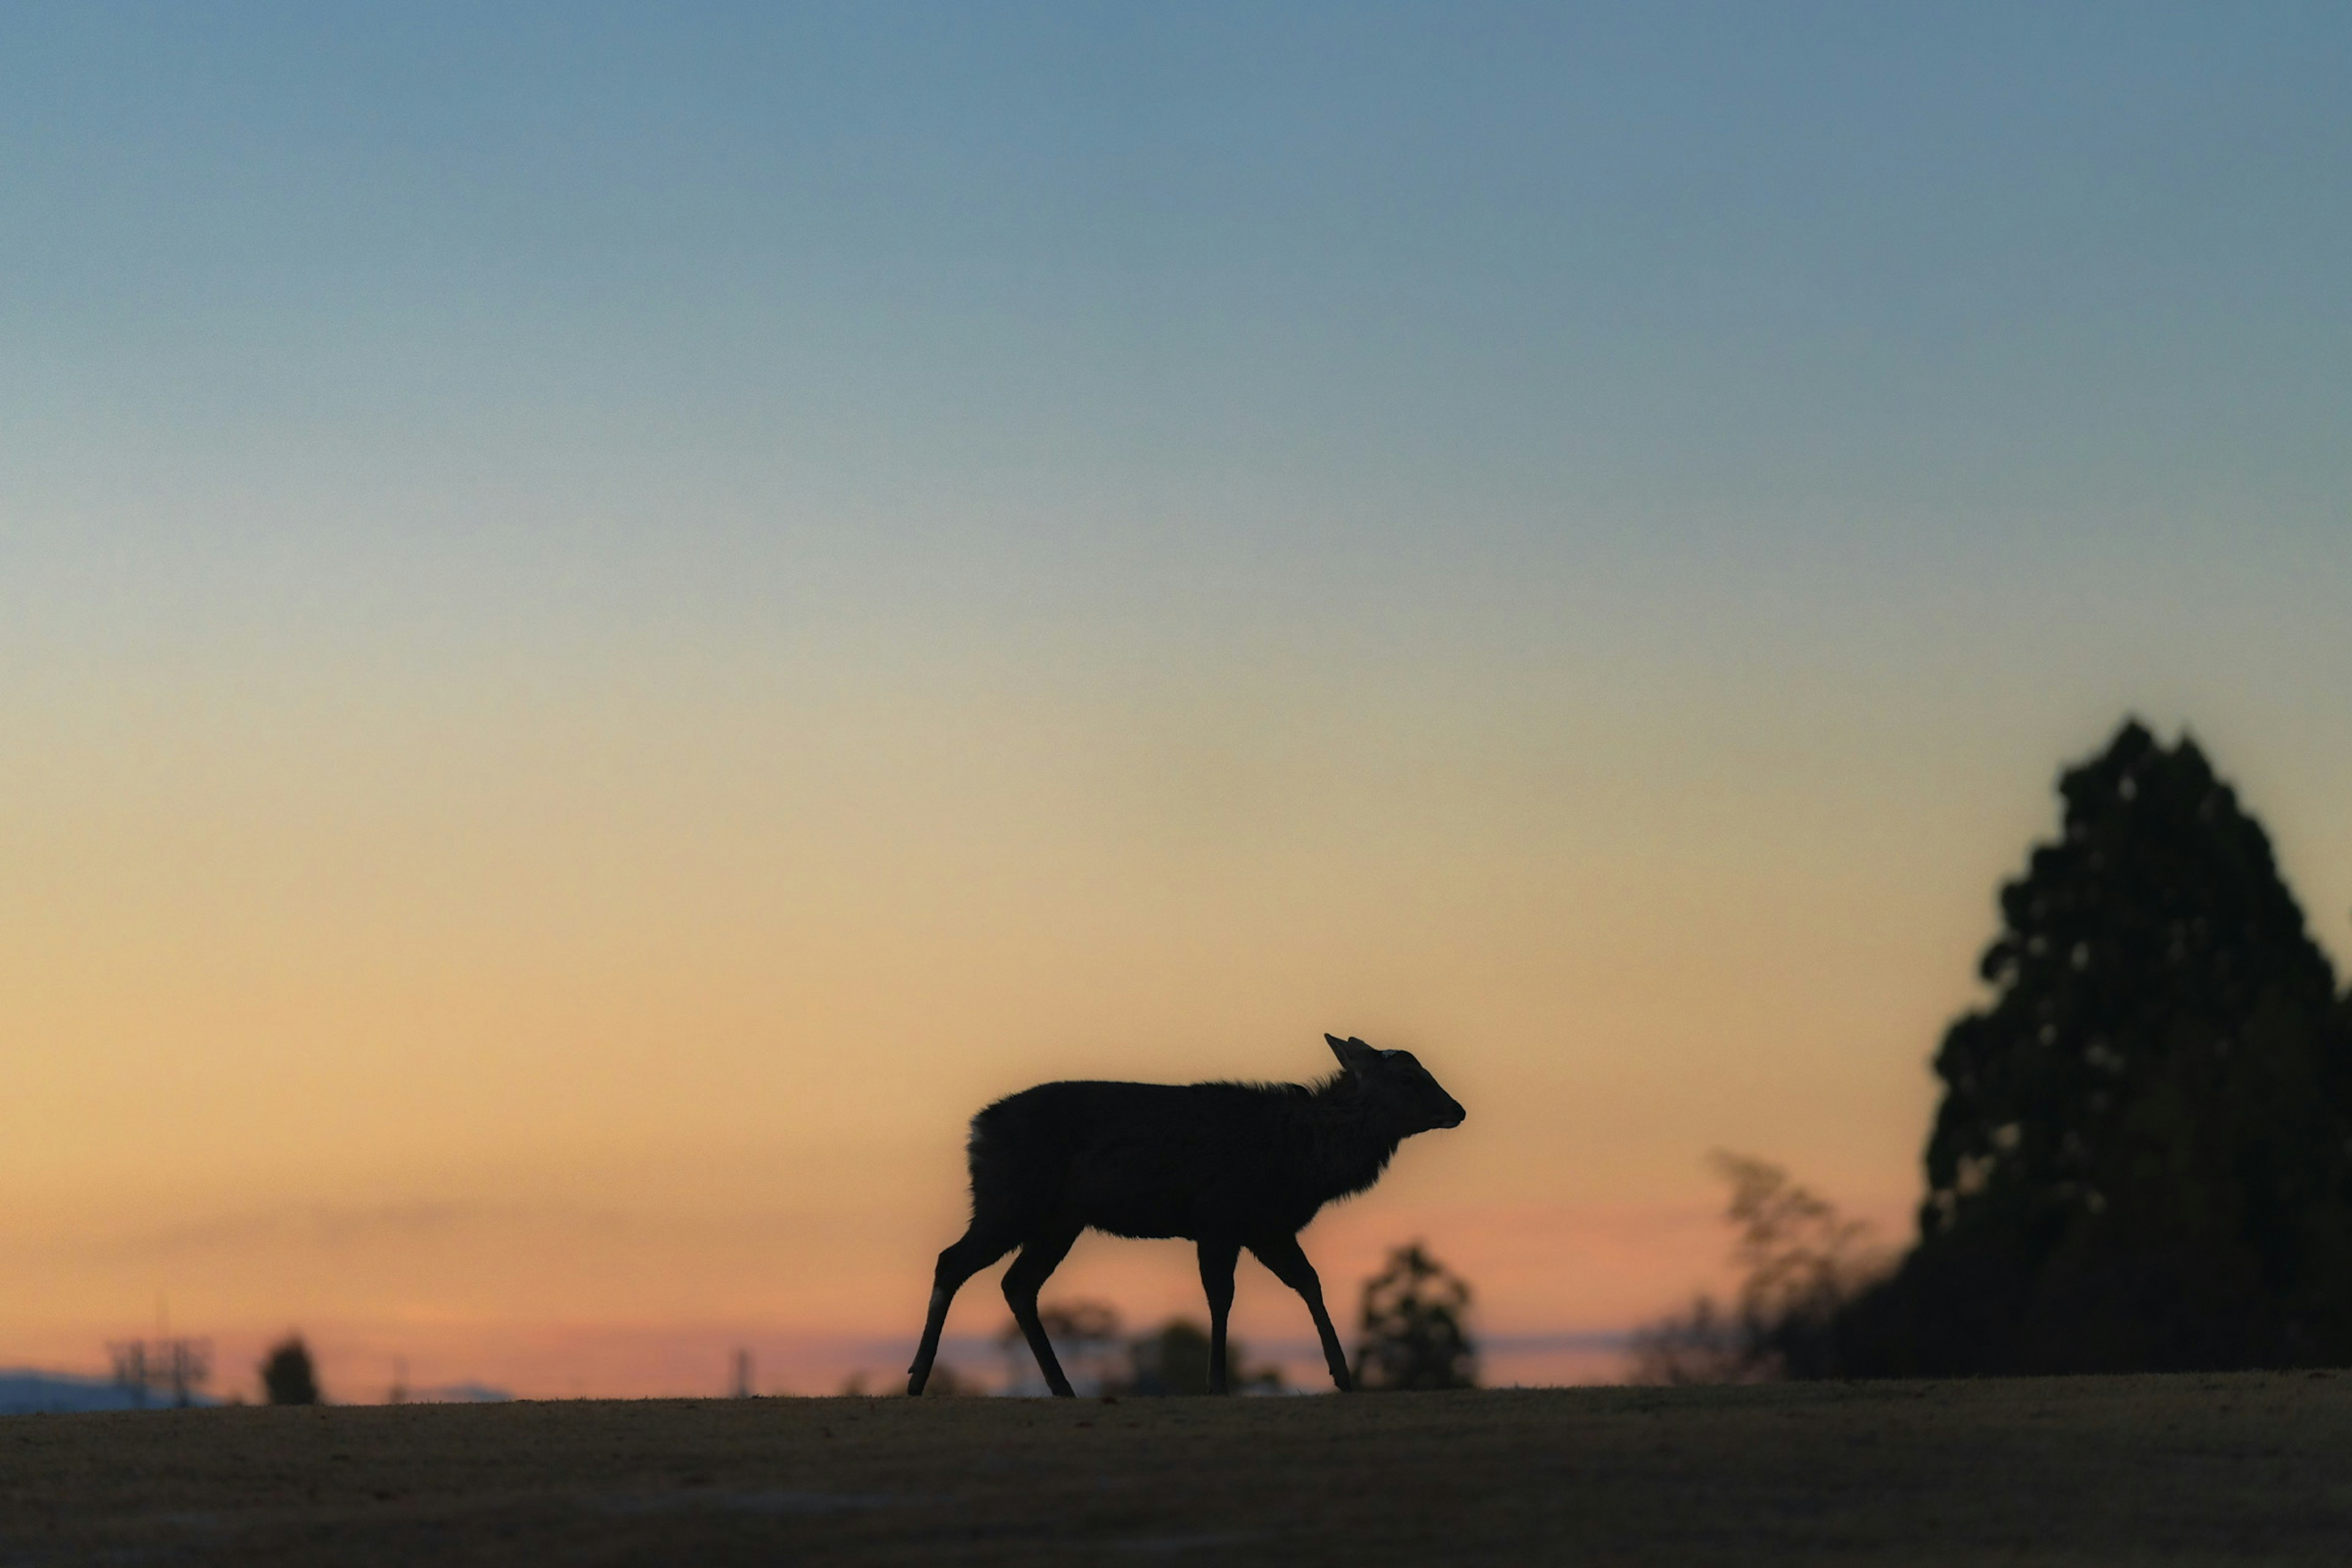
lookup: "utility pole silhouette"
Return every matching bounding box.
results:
[731,1348,755,1399]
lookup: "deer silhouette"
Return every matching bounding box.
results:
[907,1034,1466,1396]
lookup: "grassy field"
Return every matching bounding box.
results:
[7,1373,2352,1564]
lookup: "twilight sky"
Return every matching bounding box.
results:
[5,2,2350,1398]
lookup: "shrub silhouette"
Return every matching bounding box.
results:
[1121,1319,1283,1396]
[916,1361,978,1396]
[1123,1321,1220,1395]
[995,1300,1129,1396]
[260,1336,320,1405]
[997,1303,1283,1395]
[1629,1155,1887,1384]
[1352,1242,1477,1390]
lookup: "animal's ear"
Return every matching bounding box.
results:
[1325,1034,1378,1071]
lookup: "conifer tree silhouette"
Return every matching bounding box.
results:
[1833,720,2352,1374]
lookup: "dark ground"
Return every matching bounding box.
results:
[7,1373,2352,1564]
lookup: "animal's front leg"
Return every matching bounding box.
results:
[1197,1237,1240,1394]
[1249,1232,1353,1391]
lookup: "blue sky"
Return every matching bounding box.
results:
[9,4,2346,860]
[9,3,2346,628]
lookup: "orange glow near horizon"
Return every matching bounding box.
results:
[4,634,2146,1400]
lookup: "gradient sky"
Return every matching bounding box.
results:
[6,2,2350,1399]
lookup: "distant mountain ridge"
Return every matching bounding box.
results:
[0,1369,219,1414]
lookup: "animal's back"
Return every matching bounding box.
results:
[968,1079,1307,1241]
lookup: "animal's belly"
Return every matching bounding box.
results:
[1065,1155,1213,1240]
[1074,1186,1199,1241]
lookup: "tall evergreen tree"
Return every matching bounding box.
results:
[1834,720,2352,1373]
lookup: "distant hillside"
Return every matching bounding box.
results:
[0,1370,217,1414]
[404,1382,513,1404]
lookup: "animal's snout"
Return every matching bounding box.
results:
[1438,1099,1466,1129]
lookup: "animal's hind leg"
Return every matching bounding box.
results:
[1250,1232,1354,1392]
[1002,1219,1085,1396]
[909,1221,1017,1395]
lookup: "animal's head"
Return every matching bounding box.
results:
[1325,1034,1466,1134]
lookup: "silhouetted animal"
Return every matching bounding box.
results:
[907,1034,1466,1396]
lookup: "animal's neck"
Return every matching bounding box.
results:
[1302,1077,1405,1204]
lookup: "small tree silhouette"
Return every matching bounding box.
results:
[1352,1242,1477,1390]
[260,1335,320,1405]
